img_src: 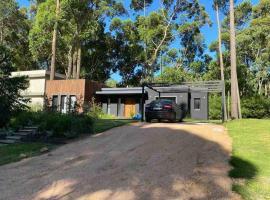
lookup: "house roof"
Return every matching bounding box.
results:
[11,70,65,79]
[96,87,143,95]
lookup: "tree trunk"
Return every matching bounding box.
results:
[72,49,77,79]
[50,0,60,80]
[67,45,73,79]
[215,4,227,121]
[76,43,81,79]
[0,20,3,44]
[229,0,241,119]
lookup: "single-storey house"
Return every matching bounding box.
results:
[96,85,209,120]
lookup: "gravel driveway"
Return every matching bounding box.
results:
[0,122,239,200]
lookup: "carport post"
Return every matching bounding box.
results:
[221,81,226,122]
[141,84,145,122]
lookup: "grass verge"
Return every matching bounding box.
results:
[226,119,270,200]
[0,119,134,166]
[94,119,135,133]
[0,143,53,166]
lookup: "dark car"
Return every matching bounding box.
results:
[145,99,183,122]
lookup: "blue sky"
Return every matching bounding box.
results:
[17,0,259,81]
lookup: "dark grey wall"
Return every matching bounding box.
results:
[190,91,208,120]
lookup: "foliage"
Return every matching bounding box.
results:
[0,45,29,128]
[9,111,94,138]
[241,96,270,118]
[227,119,270,199]
[105,79,118,88]
[0,0,36,70]
[209,94,222,120]
[110,0,211,84]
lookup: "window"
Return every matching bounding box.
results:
[52,95,58,111]
[69,95,77,113]
[156,97,176,103]
[60,95,67,114]
[194,98,201,110]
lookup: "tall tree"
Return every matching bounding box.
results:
[111,0,210,84]
[50,0,60,80]
[213,0,227,120]
[229,0,241,119]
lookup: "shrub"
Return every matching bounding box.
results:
[209,94,222,120]
[10,111,94,138]
[241,96,270,118]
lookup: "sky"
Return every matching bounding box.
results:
[17,0,259,81]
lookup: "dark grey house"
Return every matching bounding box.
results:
[95,85,209,120]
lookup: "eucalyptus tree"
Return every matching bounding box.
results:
[237,0,270,97]
[213,0,228,120]
[112,0,210,83]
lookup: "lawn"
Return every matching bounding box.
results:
[0,119,134,166]
[94,119,134,133]
[226,119,270,200]
[0,143,52,166]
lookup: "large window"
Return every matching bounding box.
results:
[52,95,58,111]
[69,95,77,113]
[194,98,201,110]
[60,95,67,113]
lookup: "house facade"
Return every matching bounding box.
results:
[96,86,209,120]
[45,79,103,113]
[12,70,210,120]
[11,70,65,109]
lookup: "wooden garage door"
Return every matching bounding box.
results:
[124,98,136,118]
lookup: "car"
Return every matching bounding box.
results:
[145,99,183,122]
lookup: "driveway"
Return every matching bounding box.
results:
[0,122,239,200]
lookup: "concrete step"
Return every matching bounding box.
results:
[24,126,38,130]
[13,132,30,137]
[0,139,17,144]
[6,136,22,141]
[19,129,35,133]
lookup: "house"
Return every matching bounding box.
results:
[11,70,65,109]
[96,85,209,120]
[12,70,218,120]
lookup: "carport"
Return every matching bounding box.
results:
[141,81,226,122]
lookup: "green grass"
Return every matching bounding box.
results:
[94,119,135,133]
[226,119,270,200]
[183,118,223,124]
[0,143,52,166]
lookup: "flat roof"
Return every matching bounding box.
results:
[96,87,143,95]
[11,70,65,79]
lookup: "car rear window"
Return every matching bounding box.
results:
[151,99,173,105]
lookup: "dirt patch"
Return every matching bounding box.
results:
[0,122,240,200]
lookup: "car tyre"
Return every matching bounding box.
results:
[146,117,151,122]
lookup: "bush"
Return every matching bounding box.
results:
[10,112,94,138]
[208,95,270,120]
[209,94,222,120]
[241,96,270,118]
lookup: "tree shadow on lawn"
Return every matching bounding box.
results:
[0,123,256,200]
[229,156,258,179]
